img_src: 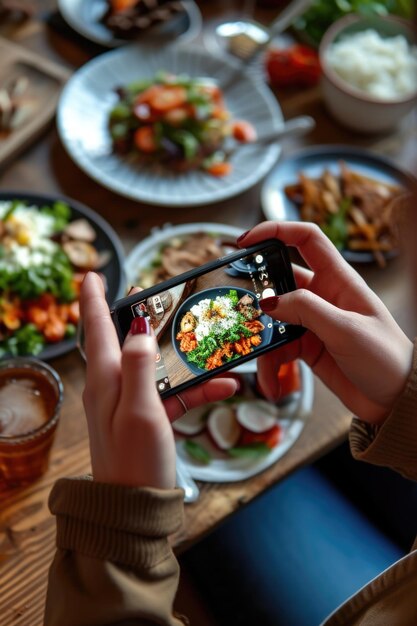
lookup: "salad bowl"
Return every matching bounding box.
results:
[0,192,125,360]
[172,286,273,375]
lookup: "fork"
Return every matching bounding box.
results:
[222,115,315,159]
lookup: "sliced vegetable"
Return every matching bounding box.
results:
[236,400,279,433]
[207,406,241,450]
[231,120,257,143]
[206,162,233,177]
[173,406,208,436]
[149,86,187,112]
[184,440,212,465]
[228,443,271,458]
[134,126,158,153]
[278,361,301,398]
[240,424,282,449]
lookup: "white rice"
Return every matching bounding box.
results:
[191,295,239,341]
[325,29,417,100]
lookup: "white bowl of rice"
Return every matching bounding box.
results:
[319,14,417,133]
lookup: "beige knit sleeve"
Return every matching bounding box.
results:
[44,477,186,626]
[350,339,417,481]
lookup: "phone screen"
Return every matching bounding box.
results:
[115,242,295,396]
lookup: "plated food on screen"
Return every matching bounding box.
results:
[173,361,312,483]
[174,288,266,373]
[284,161,404,267]
[0,196,123,358]
[109,71,256,176]
[134,230,237,289]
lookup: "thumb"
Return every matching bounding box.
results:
[260,291,347,346]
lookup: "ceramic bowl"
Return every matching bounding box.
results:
[319,14,417,133]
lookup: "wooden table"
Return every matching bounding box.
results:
[1,2,416,624]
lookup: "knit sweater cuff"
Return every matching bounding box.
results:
[350,338,417,480]
[49,477,184,568]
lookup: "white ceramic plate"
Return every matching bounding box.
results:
[57,0,202,48]
[125,221,260,374]
[175,362,313,482]
[57,45,283,206]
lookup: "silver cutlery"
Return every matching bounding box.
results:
[176,455,200,503]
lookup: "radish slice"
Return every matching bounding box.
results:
[207,406,241,450]
[173,406,207,436]
[236,400,279,433]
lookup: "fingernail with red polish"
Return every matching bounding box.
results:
[260,296,280,312]
[130,316,151,335]
[237,230,250,244]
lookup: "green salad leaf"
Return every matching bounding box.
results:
[184,440,212,464]
[0,324,44,357]
[40,201,71,232]
[0,249,75,301]
[294,0,415,46]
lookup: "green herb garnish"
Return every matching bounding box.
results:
[320,197,351,250]
[228,443,271,458]
[184,440,212,465]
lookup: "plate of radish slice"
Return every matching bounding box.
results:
[174,360,313,482]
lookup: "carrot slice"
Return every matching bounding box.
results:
[206,162,233,177]
[149,86,187,112]
[134,126,158,153]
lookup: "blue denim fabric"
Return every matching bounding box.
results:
[181,466,403,626]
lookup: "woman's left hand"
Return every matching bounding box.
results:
[80,272,237,489]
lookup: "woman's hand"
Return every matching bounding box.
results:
[239,222,413,425]
[80,272,237,488]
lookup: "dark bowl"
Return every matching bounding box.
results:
[172,286,273,375]
[0,191,125,360]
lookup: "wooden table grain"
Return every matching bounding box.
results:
[0,3,416,625]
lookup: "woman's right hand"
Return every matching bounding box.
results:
[239,222,414,425]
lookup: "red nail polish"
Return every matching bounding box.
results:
[130,316,151,335]
[237,230,250,244]
[260,296,279,312]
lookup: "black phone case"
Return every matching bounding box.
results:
[111,239,305,399]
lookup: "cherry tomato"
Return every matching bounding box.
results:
[134,126,158,153]
[232,120,257,143]
[240,424,282,449]
[265,45,321,87]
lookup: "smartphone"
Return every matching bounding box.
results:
[111,239,304,399]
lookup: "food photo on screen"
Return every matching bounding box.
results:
[125,249,290,395]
